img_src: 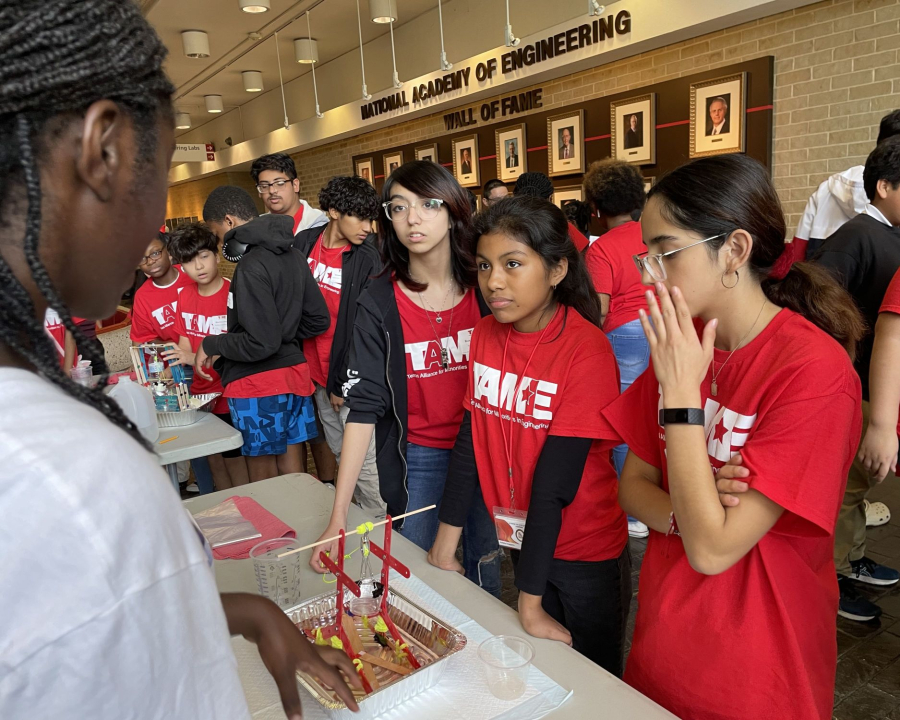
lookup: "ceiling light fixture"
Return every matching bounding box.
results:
[239,0,270,12]
[242,70,264,92]
[175,112,192,129]
[388,19,403,89]
[294,37,318,64]
[370,0,397,23]
[588,0,605,16]
[356,0,372,100]
[437,0,452,70]
[181,30,210,59]
[204,95,224,113]
[274,32,290,129]
[305,11,325,118]
[504,0,520,47]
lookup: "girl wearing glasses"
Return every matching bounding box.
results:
[602,154,865,719]
[309,161,502,597]
[130,231,193,345]
[429,196,629,673]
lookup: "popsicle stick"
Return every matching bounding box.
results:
[276,505,437,558]
[342,615,379,690]
[359,650,412,676]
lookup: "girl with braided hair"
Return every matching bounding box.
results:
[0,1,359,717]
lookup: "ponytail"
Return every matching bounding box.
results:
[474,195,603,327]
[649,154,864,358]
[762,261,865,361]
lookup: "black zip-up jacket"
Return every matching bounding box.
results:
[343,273,489,524]
[293,224,382,398]
[202,214,330,387]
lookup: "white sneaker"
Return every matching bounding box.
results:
[865,500,891,527]
[628,519,649,538]
[185,483,200,493]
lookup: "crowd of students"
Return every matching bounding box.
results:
[6,2,900,718]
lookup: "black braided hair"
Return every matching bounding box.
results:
[0,0,175,448]
[514,172,554,200]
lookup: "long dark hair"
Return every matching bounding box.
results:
[0,0,174,447]
[379,160,476,292]
[475,195,603,327]
[649,154,864,359]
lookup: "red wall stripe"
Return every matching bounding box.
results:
[527,145,549,152]
[480,154,497,161]
[656,119,690,129]
[585,133,611,142]
[747,104,774,113]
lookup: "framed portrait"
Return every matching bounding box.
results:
[547,110,584,177]
[690,73,747,158]
[415,143,439,163]
[383,151,403,179]
[552,186,583,209]
[643,176,655,194]
[452,135,480,188]
[495,123,527,183]
[611,93,656,166]
[355,157,374,185]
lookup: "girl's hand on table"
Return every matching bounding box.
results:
[518,592,573,646]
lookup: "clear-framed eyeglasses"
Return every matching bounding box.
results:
[632,232,729,282]
[382,198,445,222]
[256,179,291,194]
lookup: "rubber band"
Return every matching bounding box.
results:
[362,615,370,629]
[315,628,326,646]
[355,521,374,535]
[353,658,363,672]
[374,617,389,634]
[330,636,344,650]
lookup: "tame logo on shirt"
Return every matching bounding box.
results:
[307,257,342,295]
[150,302,178,327]
[472,362,558,421]
[657,390,757,463]
[405,328,473,372]
[181,312,227,336]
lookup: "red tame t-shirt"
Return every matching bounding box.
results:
[130,268,194,343]
[395,283,481,448]
[601,309,861,720]
[878,267,900,435]
[467,307,627,561]
[303,235,345,388]
[223,364,313,399]
[44,308,71,368]
[174,279,230,413]
[585,221,646,332]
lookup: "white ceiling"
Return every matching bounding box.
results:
[145,0,439,138]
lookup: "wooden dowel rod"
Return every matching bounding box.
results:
[276,504,436,558]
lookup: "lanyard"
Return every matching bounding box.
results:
[498,305,559,510]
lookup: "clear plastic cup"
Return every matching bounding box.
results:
[478,635,534,700]
[250,537,303,609]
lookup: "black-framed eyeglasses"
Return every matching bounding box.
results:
[633,232,729,282]
[139,249,164,265]
[257,179,291,194]
[382,198,445,222]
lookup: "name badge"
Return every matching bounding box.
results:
[492,506,527,550]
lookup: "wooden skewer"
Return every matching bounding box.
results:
[276,504,437,558]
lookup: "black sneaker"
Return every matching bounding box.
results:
[838,576,883,622]
[850,556,900,587]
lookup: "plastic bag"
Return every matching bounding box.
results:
[193,498,262,549]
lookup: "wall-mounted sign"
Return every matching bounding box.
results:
[360,11,631,122]
[173,143,215,162]
[443,89,543,131]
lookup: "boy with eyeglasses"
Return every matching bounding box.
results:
[250,152,327,235]
[130,231,193,345]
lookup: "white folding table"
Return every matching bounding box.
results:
[154,413,243,491]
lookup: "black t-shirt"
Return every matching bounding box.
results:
[815,212,900,400]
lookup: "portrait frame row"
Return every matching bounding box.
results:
[354,71,747,187]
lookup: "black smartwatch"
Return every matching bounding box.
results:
[659,408,705,426]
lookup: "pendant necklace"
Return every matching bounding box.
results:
[710,298,768,396]
[418,284,456,369]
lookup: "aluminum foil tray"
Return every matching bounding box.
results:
[285,588,467,720]
[156,392,219,428]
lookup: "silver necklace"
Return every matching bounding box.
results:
[710,298,768,396]
[417,285,456,369]
[418,282,453,323]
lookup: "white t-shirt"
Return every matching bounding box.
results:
[0,368,250,719]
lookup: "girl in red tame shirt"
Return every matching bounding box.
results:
[429,196,630,675]
[602,154,865,719]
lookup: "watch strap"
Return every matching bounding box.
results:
[659,408,705,426]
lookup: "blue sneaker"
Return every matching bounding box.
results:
[850,557,900,587]
[838,576,882,622]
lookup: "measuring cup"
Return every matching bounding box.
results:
[478,635,534,700]
[250,537,303,609]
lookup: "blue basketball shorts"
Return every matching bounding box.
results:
[227,393,318,457]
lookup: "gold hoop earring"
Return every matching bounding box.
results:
[722,270,739,289]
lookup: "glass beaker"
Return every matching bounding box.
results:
[250,537,303,609]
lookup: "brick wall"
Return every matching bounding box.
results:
[167,0,900,236]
